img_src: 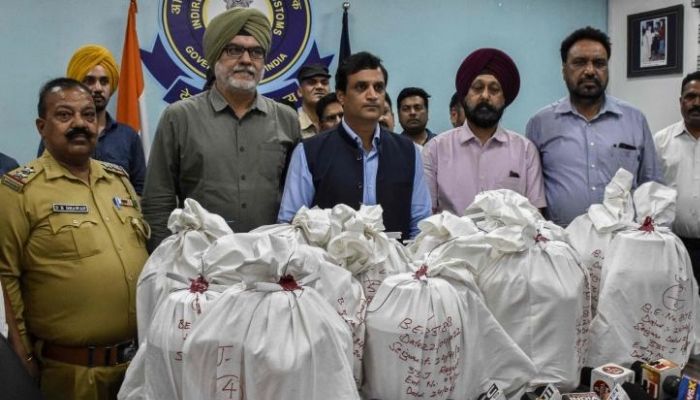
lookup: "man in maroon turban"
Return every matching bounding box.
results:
[422,48,546,215]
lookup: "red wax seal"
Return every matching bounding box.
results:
[278,274,301,291]
[534,231,549,243]
[188,275,209,293]
[639,216,655,233]
[414,265,429,279]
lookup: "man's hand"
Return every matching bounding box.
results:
[3,284,39,380]
[21,353,40,380]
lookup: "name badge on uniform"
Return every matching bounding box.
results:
[52,204,89,214]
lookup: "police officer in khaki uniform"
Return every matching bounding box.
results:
[0,78,149,400]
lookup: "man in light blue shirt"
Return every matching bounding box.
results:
[526,26,662,226]
[278,52,431,238]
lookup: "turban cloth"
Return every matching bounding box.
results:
[66,45,119,92]
[455,48,520,106]
[203,7,272,68]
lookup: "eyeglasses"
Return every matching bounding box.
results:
[222,44,266,60]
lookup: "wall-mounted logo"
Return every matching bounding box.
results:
[142,0,333,104]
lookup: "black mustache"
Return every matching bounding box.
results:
[580,78,601,85]
[474,102,498,113]
[65,128,92,139]
[689,106,700,113]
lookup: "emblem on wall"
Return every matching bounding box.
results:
[142,0,333,104]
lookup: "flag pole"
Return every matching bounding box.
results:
[338,1,352,71]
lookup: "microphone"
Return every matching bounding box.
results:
[608,383,631,400]
[562,393,600,400]
[660,375,700,399]
[630,361,644,384]
[479,382,507,400]
[591,364,635,400]
[637,359,680,399]
[620,382,652,400]
[539,384,563,400]
[520,385,547,400]
[575,367,594,392]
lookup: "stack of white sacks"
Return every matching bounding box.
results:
[120,174,700,399]
[408,190,591,392]
[568,170,699,368]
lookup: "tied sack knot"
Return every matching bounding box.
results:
[534,230,548,243]
[278,274,302,291]
[639,216,655,233]
[188,275,210,294]
[414,265,429,281]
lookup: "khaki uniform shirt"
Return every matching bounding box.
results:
[298,107,318,139]
[142,87,301,249]
[0,152,148,352]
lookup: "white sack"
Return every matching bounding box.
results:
[182,235,360,400]
[466,190,591,391]
[566,169,635,315]
[326,204,412,304]
[362,260,536,400]
[588,182,698,367]
[136,198,231,343]
[141,277,239,400]
[250,206,336,247]
[121,232,261,400]
[406,211,482,260]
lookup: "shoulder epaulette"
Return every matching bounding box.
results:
[1,163,41,192]
[99,161,129,177]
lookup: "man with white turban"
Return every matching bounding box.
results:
[143,7,301,250]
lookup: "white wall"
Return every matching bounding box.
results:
[608,0,699,133]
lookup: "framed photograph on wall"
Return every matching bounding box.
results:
[627,5,683,77]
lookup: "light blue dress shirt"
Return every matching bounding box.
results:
[526,95,663,226]
[278,119,432,238]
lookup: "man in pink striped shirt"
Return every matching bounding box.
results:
[423,48,546,215]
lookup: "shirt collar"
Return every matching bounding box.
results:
[341,119,381,149]
[40,152,109,182]
[103,112,117,132]
[458,123,508,144]
[555,95,623,118]
[298,107,315,131]
[209,85,269,115]
[680,122,698,138]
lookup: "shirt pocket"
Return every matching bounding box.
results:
[496,176,524,194]
[606,146,640,175]
[258,142,287,182]
[46,214,102,260]
[113,207,150,249]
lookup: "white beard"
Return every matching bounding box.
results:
[215,62,265,94]
[226,77,257,92]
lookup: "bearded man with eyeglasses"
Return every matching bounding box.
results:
[142,7,301,250]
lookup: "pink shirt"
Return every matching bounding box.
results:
[422,124,546,215]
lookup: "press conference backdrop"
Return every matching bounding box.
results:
[0,0,607,164]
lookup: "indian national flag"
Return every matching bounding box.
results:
[116,0,150,158]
